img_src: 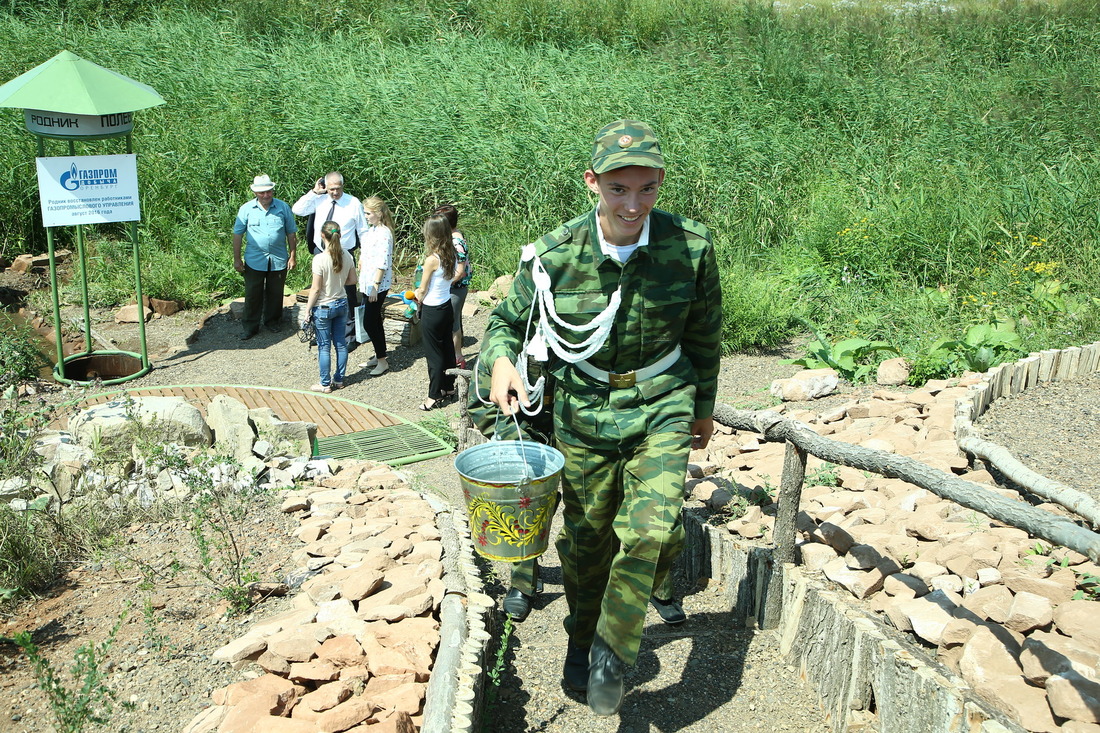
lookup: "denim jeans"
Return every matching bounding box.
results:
[313,298,348,387]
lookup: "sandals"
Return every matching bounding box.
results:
[310,383,332,394]
[332,382,343,390]
[419,399,439,411]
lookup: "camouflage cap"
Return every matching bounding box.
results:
[590,119,665,174]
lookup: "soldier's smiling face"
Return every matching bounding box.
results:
[585,165,664,247]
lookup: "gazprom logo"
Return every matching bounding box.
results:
[59,163,119,191]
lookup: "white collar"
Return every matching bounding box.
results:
[594,207,651,262]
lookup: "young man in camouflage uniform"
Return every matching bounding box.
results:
[467,359,687,626]
[481,119,722,715]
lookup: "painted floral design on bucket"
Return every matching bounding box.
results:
[466,493,557,561]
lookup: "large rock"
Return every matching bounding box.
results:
[770,368,839,402]
[899,590,958,645]
[1021,631,1100,685]
[1003,591,1053,634]
[1047,671,1100,724]
[69,397,211,450]
[0,477,34,502]
[876,357,910,386]
[207,395,256,462]
[251,409,317,457]
[1054,599,1100,652]
[114,303,153,323]
[822,558,885,599]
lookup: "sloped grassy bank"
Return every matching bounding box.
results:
[1,0,1099,362]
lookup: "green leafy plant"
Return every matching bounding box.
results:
[0,393,54,482]
[0,495,65,602]
[1072,571,1100,601]
[417,413,458,451]
[185,458,262,615]
[783,334,899,383]
[12,606,131,732]
[0,322,48,388]
[908,317,1025,383]
[905,349,956,386]
[963,511,988,534]
[708,482,772,526]
[806,463,840,487]
[948,320,1025,373]
[142,597,172,655]
[482,615,514,730]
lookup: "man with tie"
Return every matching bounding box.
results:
[293,172,370,332]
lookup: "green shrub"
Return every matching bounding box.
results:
[13,608,130,732]
[0,502,63,601]
[0,320,48,387]
[906,351,955,386]
[719,269,800,352]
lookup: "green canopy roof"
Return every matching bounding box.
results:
[0,50,164,115]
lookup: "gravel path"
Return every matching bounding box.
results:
[974,371,1100,504]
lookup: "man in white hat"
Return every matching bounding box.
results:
[233,174,298,340]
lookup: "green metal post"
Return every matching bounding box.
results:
[39,136,66,371]
[127,133,149,368]
[68,138,92,351]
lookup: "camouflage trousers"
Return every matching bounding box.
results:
[509,550,675,600]
[555,429,691,666]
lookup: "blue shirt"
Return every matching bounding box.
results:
[233,197,297,270]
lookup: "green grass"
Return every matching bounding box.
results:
[0,0,1098,365]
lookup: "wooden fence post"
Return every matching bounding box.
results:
[762,441,807,629]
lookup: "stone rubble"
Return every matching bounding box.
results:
[697,378,1100,731]
[13,394,442,732]
[190,479,437,732]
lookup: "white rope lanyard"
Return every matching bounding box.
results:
[474,243,621,417]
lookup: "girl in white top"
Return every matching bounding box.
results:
[357,196,395,376]
[304,221,357,393]
[432,203,471,368]
[413,215,465,410]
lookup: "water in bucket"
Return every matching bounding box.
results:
[454,440,564,562]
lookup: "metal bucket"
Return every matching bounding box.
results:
[455,440,564,562]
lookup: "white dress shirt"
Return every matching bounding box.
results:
[292,191,369,253]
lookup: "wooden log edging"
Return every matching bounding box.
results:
[954,340,1100,529]
[419,492,493,733]
[712,404,1100,563]
[675,513,1026,733]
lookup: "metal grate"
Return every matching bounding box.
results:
[313,422,454,466]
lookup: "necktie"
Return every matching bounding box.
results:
[322,200,337,251]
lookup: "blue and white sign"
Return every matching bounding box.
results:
[36,154,140,227]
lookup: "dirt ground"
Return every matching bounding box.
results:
[2,281,849,726]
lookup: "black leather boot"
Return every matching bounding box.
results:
[650,595,687,625]
[501,588,534,622]
[587,635,626,716]
[562,639,589,692]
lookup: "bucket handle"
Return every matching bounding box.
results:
[492,410,533,485]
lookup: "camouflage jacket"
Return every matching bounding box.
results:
[482,208,722,432]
